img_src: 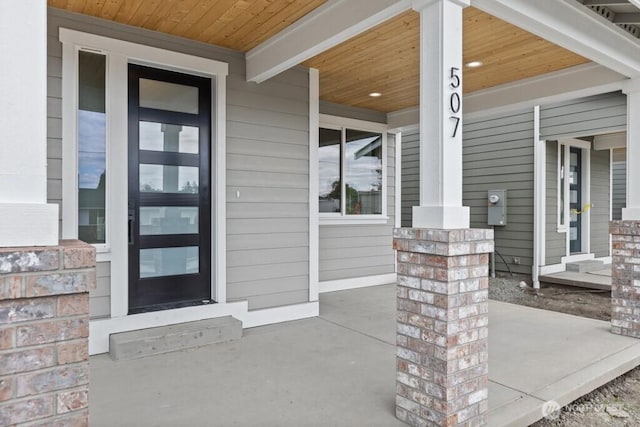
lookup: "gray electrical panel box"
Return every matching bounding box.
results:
[488,190,507,226]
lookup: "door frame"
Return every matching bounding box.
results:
[60,29,228,318]
[558,138,591,259]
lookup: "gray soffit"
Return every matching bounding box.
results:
[579,0,640,39]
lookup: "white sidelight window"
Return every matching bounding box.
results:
[318,115,387,223]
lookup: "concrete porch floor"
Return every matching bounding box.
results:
[540,265,612,290]
[90,284,640,426]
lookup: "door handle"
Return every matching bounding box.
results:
[128,209,135,245]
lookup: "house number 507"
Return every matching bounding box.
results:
[449,67,461,138]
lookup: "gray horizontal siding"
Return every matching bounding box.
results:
[591,149,610,258]
[464,110,535,275]
[545,142,565,265]
[48,8,310,313]
[612,160,626,221]
[540,92,627,140]
[319,132,396,283]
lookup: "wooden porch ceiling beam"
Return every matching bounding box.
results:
[245,0,412,83]
[471,0,640,78]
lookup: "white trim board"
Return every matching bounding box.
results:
[60,28,228,317]
[89,301,319,354]
[309,68,320,302]
[318,273,397,294]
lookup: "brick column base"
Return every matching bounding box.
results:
[611,221,640,338]
[0,240,95,426]
[393,228,493,427]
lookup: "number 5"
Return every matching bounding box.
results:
[450,67,460,89]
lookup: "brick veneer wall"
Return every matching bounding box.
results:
[393,228,493,427]
[0,240,95,426]
[611,221,640,338]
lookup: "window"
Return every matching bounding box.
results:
[318,116,387,222]
[77,51,107,244]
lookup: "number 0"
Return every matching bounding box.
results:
[450,92,461,113]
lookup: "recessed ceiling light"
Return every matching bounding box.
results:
[369,92,382,97]
[466,61,483,68]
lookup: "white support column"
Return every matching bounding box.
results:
[411,0,470,229]
[623,79,640,220]
[0,0,58,246]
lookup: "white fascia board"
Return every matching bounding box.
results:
[471,0,640,78]
[387,63,628,127]
[246,0,411,83]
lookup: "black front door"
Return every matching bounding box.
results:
[128,64,212,313]
[569,147,582,254]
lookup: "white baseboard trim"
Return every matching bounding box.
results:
[89,299,321,355]
[318,273,397,293]
[242,302,319,329]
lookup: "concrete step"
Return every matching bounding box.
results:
[109,316,242,360]
[566,260,605,273]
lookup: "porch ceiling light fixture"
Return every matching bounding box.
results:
[369,92,382,97]
[466,61,483,68]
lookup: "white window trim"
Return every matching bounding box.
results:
[319,114,389,225]
[60,28,228,317]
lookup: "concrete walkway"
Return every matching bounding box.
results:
[90,284,640,426]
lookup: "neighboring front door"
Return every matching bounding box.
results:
[569,147,582,254]
[128,64,212,313]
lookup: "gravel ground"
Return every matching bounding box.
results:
[489,274,640,426]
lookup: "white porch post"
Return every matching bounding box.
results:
[623,79,640,220]
[0,0,58,247]
[412,0,470,229]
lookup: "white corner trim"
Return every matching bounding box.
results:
[533,106,545,289]
[215,73,227,304]
[89,301,249,354]
[394,131,402,229]
[318,273,397,293]
[242,302,319,328]
[246,0,411,82]
[309,68,320,302]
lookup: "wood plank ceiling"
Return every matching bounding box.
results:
[48,0,589,113]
